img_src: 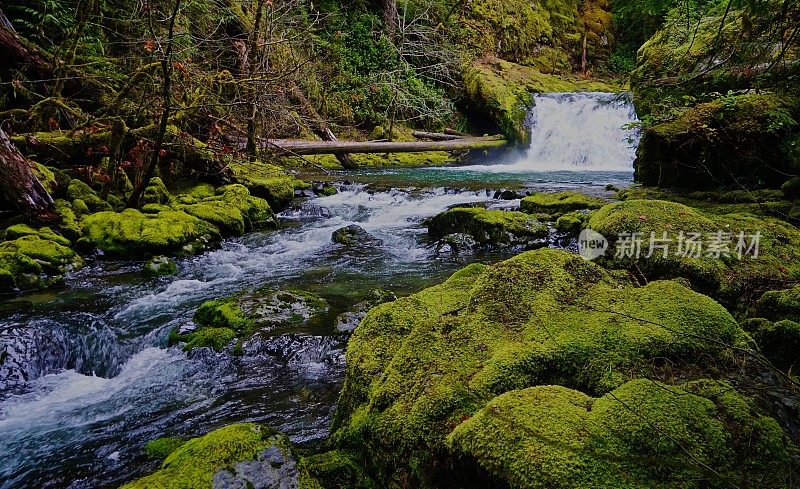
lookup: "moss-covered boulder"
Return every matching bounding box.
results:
[555,210,586,233]
[144,436,186,460]
[521,191,606,217]
[174,288,329,351]
[143,255,178,278]
[122,424,298,489]
[230,161,305,210]
[299,450,376,489]
[586,199,800,306]
[331,249,750,486]
[81,208,221,257]
[448,379,792,488]
[140,177,171,206]
[66,179,112,213]
[0,226,83,292]
[174,183,275,236]
[634,93,800,189]
[427,207,547,248]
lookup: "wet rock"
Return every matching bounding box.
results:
[335,289,397,334]
[213,445,298,489]
[312,182,338,196]
[427,207,546,248]
[493,188,524,200]
[294,188,315,198]
[435,233,479,256]
[122,424,298,489]
[174,289,329,351]
[0,226,84,292]
[142,256,177,277]
[332,225,383,247]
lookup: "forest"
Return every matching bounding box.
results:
[0,0,799,487]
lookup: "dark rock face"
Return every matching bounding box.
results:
[331,225,383,247]
[434,233,479,256]
[212,446,298,489]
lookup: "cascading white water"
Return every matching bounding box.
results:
[459,92,640,173]
[521,92,640,172]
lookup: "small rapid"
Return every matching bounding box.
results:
[0,185,501,488]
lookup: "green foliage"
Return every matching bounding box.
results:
[144,437,186,460]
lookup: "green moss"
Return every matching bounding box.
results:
[179,288,329,351]
[447,379,792,488]
[229,161,303,210]
[587,199,800,306]
[144,437,186,460]
[427,207,547,246]
[32,163,58,195]
[54,199,82,241]
[143,255,178,278]
[288,152,458,171]
[4,224,71,246]
[781,177,800,200]
[122,423,291,489]
[141,177,171,206]
[751,286,800,322]
[299,450,376,489]
[634,93,800,189]
[521,191,607,217]
[66,179,112,212]
[81,208,221,257]
[555,211,585,233]
[0,234,82,274]
[749,320,800,371]
[332,249,748,486]
[183,201,245,236]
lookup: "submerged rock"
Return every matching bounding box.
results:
[434,233,479,256]
[331,225,383,248]
[331,248,765,487]
[174,288,329,351]
[427,207,546,248]
[335,289,397,334]
[520,191,606,218]
[123,424,298,489]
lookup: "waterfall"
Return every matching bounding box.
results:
[519,92,640,172]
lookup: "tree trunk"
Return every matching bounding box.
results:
[581,34,588,75]
[383,0,397,40]
[264,135,506,155]
[0,127,57,222]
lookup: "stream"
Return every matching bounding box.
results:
[0,92,639,488]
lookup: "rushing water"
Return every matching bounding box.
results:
[0,92,640,488]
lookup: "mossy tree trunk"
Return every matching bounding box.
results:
[0,126,57,222]
[383,0,397,40]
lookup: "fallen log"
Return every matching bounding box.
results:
[288,85,357,169]
[0,126,57,222]
[264,136,506,156]
[444,128,470,137]
[412,131,466,141]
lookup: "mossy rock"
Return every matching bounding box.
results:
[140,177,171,206]
[427,207,547,247]
[555,210,586,233]
[144,436,186,460]
[299,450,376,489]
[143,255,178,278]
[587,199,800,307]
[332,225,383,247]
[0,230,83,292]
[175,288,330,351]
[54,199,83,242]
[229,161,303,210]
[740,318,800,372]
[177,184,276,233]
[182,201,246,236]
[66,179,112,213]
[521,191,607,217]
[634,93,800,189]
[447,379,793,488]
[781,177,800,200]
[81,208,222,257]
[32,163,58,195]
[331,248,748,486]
[4,224,71,247]
[122,423,298,489]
